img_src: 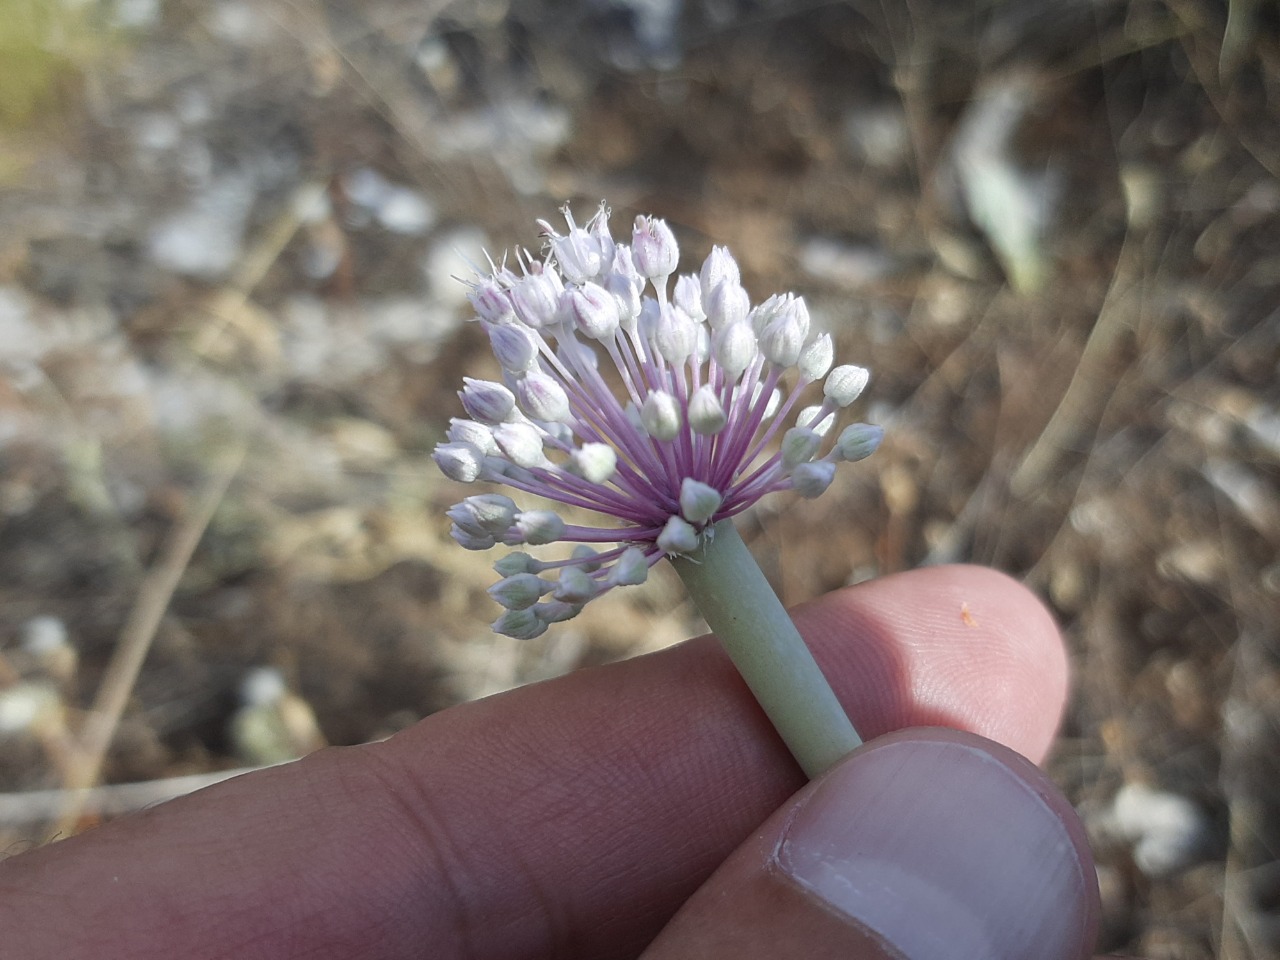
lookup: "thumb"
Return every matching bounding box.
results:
[641,728,1100,960]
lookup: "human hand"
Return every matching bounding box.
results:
[0,565,1102,959]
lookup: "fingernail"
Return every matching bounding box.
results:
[775,732,1094,960]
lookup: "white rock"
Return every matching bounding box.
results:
[1103,783,1210,878]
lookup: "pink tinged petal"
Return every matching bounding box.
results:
[487,322,539,372]
[836,422,884,462]
[510,269,562,328]
[470,279,514,323]
[679,477,723,524]
[631,215,679,280]
[798,332,834,382]
[824,364,870,406]
[433,441,486,482]
[687,384,727,435]
[657,515,699,555]
[563,282,621,340]
[791,460,836,498]
[460,378,516,424]
[493,422,549,469]
[641,390,681,440]
[492,608,547,639]
[515,371,571,422]
[588,202,616,265]
[699,245,741,303]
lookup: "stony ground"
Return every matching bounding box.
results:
[1,1,1278,956]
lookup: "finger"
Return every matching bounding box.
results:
[0,565,1069,960]
[642,729,1099,960]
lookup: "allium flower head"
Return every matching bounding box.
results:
[435,203,882,638]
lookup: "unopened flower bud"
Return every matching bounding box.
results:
[570,442,617,484]
[610,547,650,585]
[795,404,836,435]
[515,372,571,423]
[494,552,542,576]
[534,600,583,623]
[469,279,513,322]
[553,566,598,603]
[492,608,547,640]
[699,246,741,303]
[510,268,562,328]
[434,441,485,482]
[748,293,785,335]
[487,322,539,372]
[791,460,836,498]
[515,509,565,545]
[653,303,697,364]
[563,282,620,340]
[798,333,834,382]
[657,515,700,555]
[571,545,603,571]
[679,478,723,524]
[673,275,704,320]
[540,210,604,283]
[463,493,519,534]
[712,321,758,379]
[781,427,822,467]
[759,296,810,366]
[824,364,870,406]
[460,378,516,424]
[641,390,681,440]
[451,524,496,551]
[604,268,642,327]
[632,215,679,281]
[488,572,550,610]
[687,385,727,435]
[446,418,497,455]
[836,422,884,462]
[493,422,548,469]
[706,281,750,331]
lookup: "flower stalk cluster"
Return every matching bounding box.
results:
[434,204,882,641]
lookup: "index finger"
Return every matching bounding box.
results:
[0,564,1068,960]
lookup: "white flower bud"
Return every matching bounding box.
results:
[797,333,834,382]
[488,572,550,610]
[563,282,621,340]
[492,608,547,639]
[571,545,603,571]
[759,296,810,367]
[534,600,584,624]
[494,552,542,576]
[487,322,539,372]
[679,478,723,524]
[653,303,698,365]
[553,566,598,603]
[657,515,700,555]
[712,321,758,379]
[462,493,519,534]
[450,523,495,550]
[781,427,822,467]
[510,268,562,328]
[705,281,750,331]
[433,441,485,482]
[836,423,884,462]
[446,501,488,538]
[748,293,786,335]
[791,460,836,498]
[446,418,497,455]
[589,202,615,266]
[460,378,516,424]
[687,385,727,435]
[540,211,604,283]
[569,442,617,484]
[515,509,565,545]
[699,246,741,303]
[493,422,548,469]
[515,371,571,423]
[641,390,681,441]
[604,268,642,328]
[673,274,704,320]
[632,215,679,281]
[469,279,513,322]
[610,547,650,586]
[795,404,836,435]
[824,364,870,406]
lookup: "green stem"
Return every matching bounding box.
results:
[671,519,862,778]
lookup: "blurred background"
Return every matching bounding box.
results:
[0,0,1277,955]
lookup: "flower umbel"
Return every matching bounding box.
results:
[435,204,883,641]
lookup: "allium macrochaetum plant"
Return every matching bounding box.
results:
[434,204,883,776]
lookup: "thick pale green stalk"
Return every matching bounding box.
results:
[672,519,862,778]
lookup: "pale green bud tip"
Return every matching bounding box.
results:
[836,423,884,462]
[641,390,681,441]
[534,600,583,624]
[492,608,548,640]
[494,552,541,576]
[781,427,822,467]
[657,515,700,555]
[824,364,870,406]
[798,333,834,382]
[610,546,650,586]
[687,385,727,435]
[571,545,603,571]
[570,442,617,484]
[679,477,723,524]
[791,460,837,498]
[553,566,598,603]
[515,510,565,545]
[488,573,550,610]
